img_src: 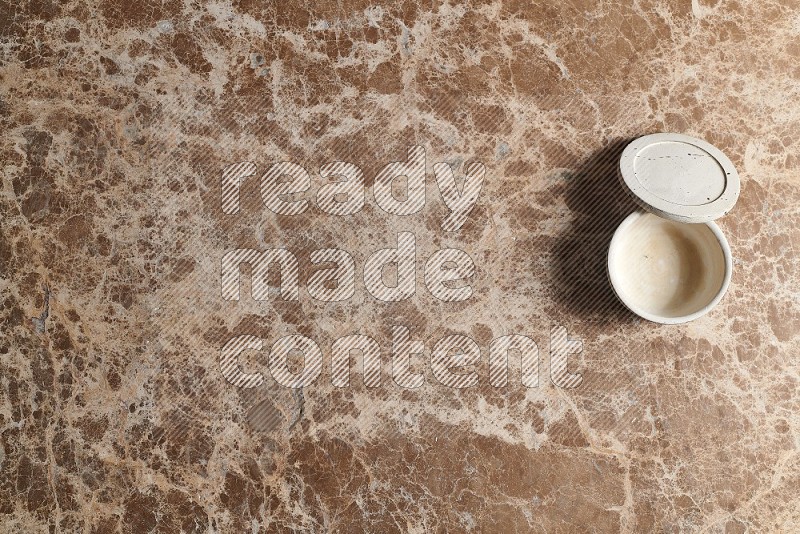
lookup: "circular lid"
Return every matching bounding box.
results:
[619,133,740,223]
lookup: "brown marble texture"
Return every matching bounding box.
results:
[2,0,800,532]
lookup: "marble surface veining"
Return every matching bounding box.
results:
[1,0,800,532]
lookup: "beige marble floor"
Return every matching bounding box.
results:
[2,0,800,532]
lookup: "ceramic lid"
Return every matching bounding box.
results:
[618,133,740,223]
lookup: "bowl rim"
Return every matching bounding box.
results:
[607,211,733,324]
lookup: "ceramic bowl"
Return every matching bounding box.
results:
[607,211,732,324]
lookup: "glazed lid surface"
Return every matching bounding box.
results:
[618,133,740,223]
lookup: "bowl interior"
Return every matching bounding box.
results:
[608,212,729,322]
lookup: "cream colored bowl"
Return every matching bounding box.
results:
[607,211,732,324]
